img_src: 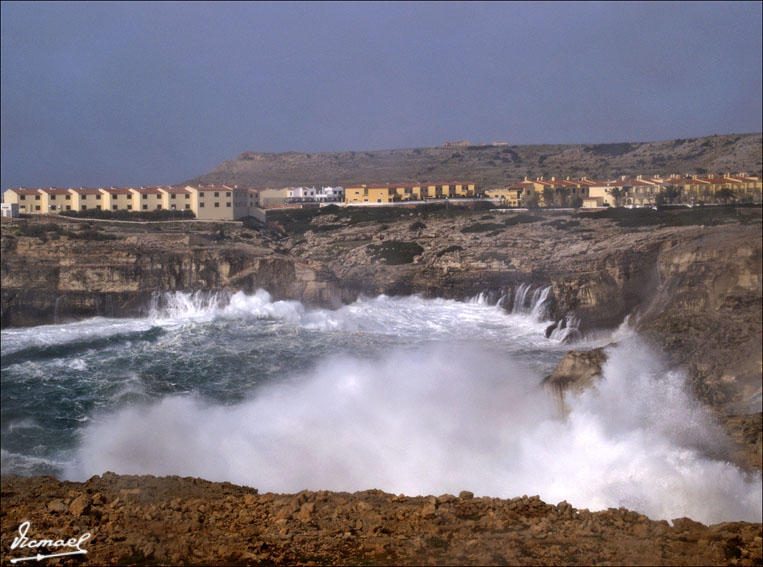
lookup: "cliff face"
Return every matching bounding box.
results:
[0,226,344,327]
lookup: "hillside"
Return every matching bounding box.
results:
[185,133,762,188]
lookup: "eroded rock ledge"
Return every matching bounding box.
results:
[1,474,761,566]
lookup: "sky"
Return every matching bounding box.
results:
[2,1,761,190]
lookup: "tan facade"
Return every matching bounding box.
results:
[129,187,163,211]
[185,186,244,220]
[160,187,192,212]
[485,188,522,207]
[100,188,133,211]
[3,189,43,214]
[40,188,73,213]
[69,188,105,211]
[257,188,289,208]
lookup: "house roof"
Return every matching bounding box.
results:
[39,188,71,195]
[162,186,191,195]
[187,185,234,192]
[70,188,102,195]
[100,187,132,195]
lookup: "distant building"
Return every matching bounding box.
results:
[492,141,510,146]
[344,182,479,203]
[1,203,19,217]
[442,140,471,147]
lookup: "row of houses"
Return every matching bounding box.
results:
[486,173,762,208]
[345,182,481,203]
[1,185,262,220]
[2,173,761,220]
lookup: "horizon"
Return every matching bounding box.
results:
[2,130,762,193]
[2,2,761,190]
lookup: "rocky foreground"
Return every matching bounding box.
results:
[1,474,761,566]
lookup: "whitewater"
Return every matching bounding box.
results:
[1,289,760,525]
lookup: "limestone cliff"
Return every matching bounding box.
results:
[1,223,344,327]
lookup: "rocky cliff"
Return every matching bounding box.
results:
[0,221,345,327]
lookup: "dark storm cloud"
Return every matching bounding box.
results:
[2,1,761,189]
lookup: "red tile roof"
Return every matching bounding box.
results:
[130,187,162,194]
[162,186,191,194]
[100,187,132,195]
[70,188,102,195]
[40,188,71,195]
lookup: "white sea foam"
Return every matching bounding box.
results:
[69,338,762,524]
[0,318,155,357]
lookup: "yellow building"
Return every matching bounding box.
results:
[256,188,290,208]
[160,186,192,212]
[129,187,164,211]
[69,188,105,211]
[40,188,72,213]
[484,188,522,207]
[100,187,134,211]
[3,189,42,214]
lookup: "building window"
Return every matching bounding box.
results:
[96,205,101,210]
[226,202,231,207]
[113,205,118,210]
[143,194,147,199]
[226,192,231,197]
[200,202,205,207]
[143,205,148,210]
[157,205,162,210]
[66,195,70,199]
[36,195,40,200]
[96,195,101,200]
[36,206,41,211]
[81,205,86,210]
[214,192,219,197]
[214,202,219,207]
[171,194,176,199]
[66,206,71,210]
[127,205,132,210]
[51,195,57,200]
[185,204,190,209]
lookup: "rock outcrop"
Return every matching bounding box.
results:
[2,474,761,566]
[0,222,345,327]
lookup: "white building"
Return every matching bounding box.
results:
[316,186,344,201]
[1,202,20,217]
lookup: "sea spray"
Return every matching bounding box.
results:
[68,339,761,524]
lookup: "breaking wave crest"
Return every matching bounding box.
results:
[69,339,762,525]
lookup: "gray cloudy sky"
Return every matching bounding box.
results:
[2,1,761,190]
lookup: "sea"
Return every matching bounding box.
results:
[1,288,761,525]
